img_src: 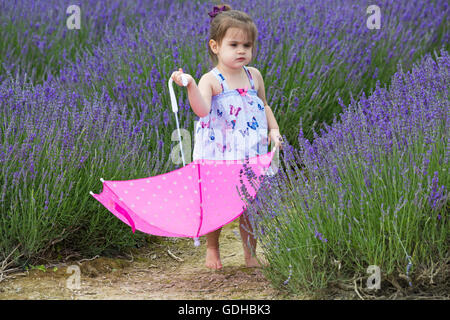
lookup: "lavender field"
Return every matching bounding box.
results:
[0,0,448,297]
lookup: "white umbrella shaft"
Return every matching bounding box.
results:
[174,112,186,166]
[168,74,199,246]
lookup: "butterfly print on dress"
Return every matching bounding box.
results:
[236,86,248,96]
[216,142,231,153]
[247,116,259,130]
[229,105,242,117]
[230,119,236,130]
[239,127,249,137]
[201,120,210,128]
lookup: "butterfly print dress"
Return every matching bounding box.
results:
[193,66,268,161]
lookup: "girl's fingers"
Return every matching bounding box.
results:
[172,69,188,86]
[171,70,182,85]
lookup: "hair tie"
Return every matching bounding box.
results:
[208,5,227,20]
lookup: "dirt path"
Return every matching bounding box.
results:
[0,221,299,300]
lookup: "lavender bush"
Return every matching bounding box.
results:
[0,0,448,276]
[0,74,173,263]
[0,0,176,85]
[6,0,447,144]
[244,49,449,293]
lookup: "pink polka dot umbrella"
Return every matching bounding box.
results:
[90,74,278,245]
[90,151,276,237]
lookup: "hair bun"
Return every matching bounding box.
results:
[208,4,231,20]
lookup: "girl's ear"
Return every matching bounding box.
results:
[209,39,219,54]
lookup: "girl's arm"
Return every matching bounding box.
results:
[264,105,279,131]
[186,74,213,118]
[251,67,280,130]
[171,68,212,118]
[251,67,284,150]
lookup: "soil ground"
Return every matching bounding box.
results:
[1,220,447,300]
[0,221,302,300]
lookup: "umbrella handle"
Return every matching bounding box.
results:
[168,74,188,113]
[168,74,189,166]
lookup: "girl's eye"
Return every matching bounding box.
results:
[231,44,251,48]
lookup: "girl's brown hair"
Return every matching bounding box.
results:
[208,4,258,66]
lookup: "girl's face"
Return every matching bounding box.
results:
[210,27,253,69]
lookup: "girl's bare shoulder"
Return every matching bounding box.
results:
[197,71,222,97]
[202,70,222,96]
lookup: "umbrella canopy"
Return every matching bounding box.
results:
[90,149,276,238]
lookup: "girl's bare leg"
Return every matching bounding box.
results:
[240,211,260,267]
[205,228,222,269]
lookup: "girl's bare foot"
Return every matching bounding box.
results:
[245,254,269,268]
[205,247,222,270]
[245,255,261,268]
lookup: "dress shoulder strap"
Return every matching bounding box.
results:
[211,67,229,93]
[243,66,255,90]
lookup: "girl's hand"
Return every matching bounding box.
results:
[170,68,193,87]
[268,128,284,151]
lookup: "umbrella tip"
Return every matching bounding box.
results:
[193,238,201,247]
[100,178,105,183]
[89,191,94,196]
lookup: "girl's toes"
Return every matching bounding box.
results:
[205,247,223,270]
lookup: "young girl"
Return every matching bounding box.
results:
[171,4,284,269]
